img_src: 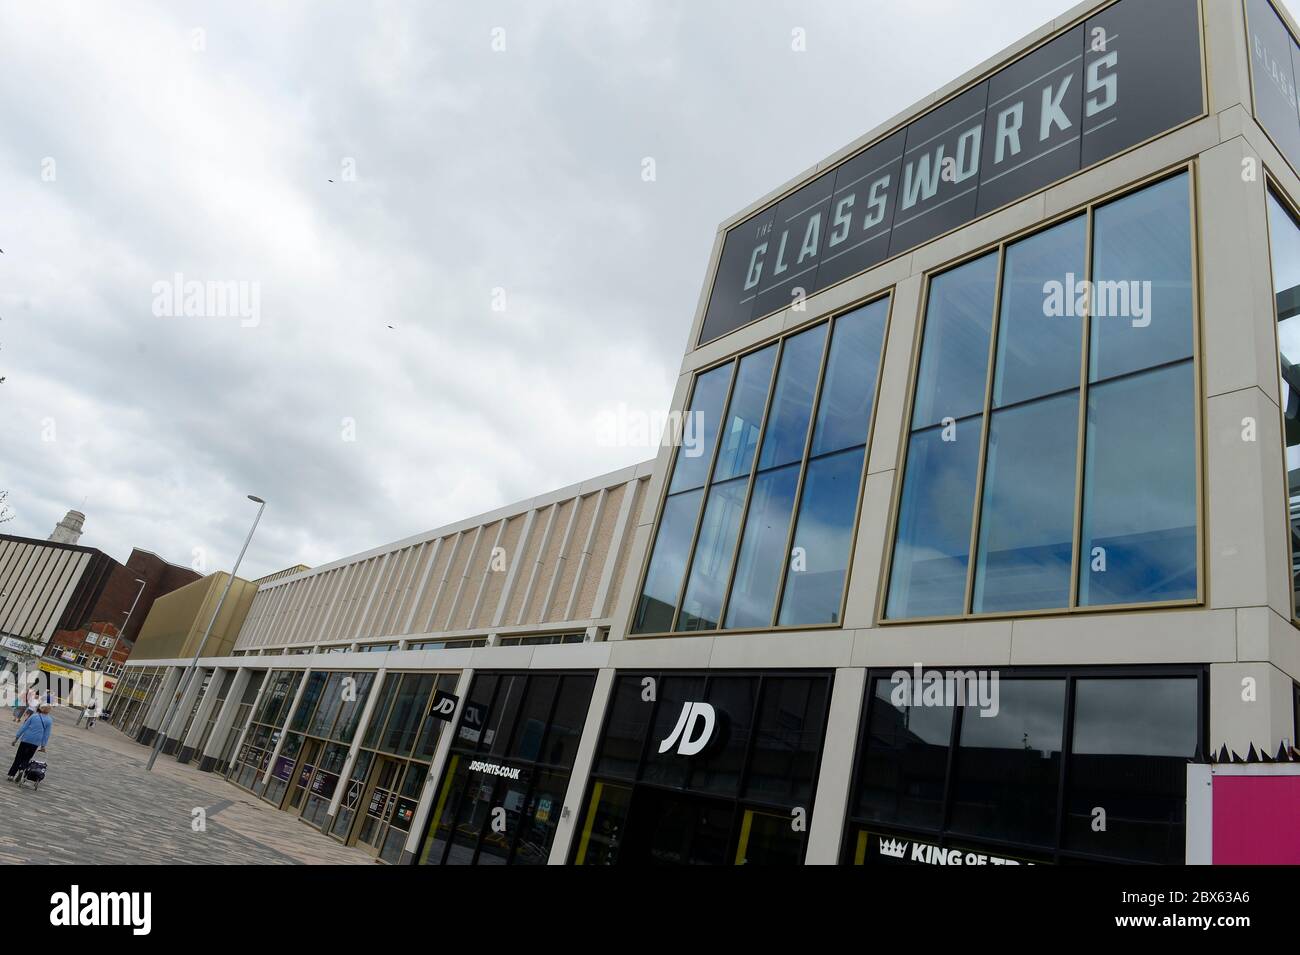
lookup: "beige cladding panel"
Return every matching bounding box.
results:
[503,512,547,624]
[574,482,626,618]
[473,516,521,630]
[397,541,435,631]
[431,534,473,632]
[361,552,400,638]
[547,494,598,623]
[605,479,648,617]
[376,546,414,636]
[450,525,493,631]
[527,499,574,623]
[347,558,382,638]
[412,537,453,631]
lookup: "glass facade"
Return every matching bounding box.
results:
[573,671,830,865]
[1265,188,1300,618]
[844,668,1202,864]
[887,172,1198,619]
[633,296,891,634]
[418,671,595,865]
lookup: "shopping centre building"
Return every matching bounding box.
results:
[114,0,1300,864]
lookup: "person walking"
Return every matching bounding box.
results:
[80,699,97,729]
[8,704,51,781]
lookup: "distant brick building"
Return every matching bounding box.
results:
[46,548,200,684]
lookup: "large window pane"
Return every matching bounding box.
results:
[677,478,748,632]
[711,345,777,483]
[853,677,953,832]
[1089,174,1193,381]
[973,393,1079,612]
[1265,191,1300,618]
[667,363,733,494]
[911,253,998,428]
[1078,361,1197,606]
[757,324,827,470]
[631,488,703,633]
[778,446,866,625]
[724,464,799,629]
[991,215,1085,407]
[948,679,1065,848]
[744,677,828,807]
[810,299,889,455]
[886,418,983,618]
[1064,678,1197,863]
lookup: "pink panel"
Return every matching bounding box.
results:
[1212,775,1300,864]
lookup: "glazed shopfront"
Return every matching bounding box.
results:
[229,668,460,862]
[843,667,1205,865]
[571,671,829,865]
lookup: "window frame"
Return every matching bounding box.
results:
[628,291,895,638]
[878,162,1205,624]
[1259,175,1300,630]
[841,663,1209,865]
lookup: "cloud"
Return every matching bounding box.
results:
[1,0,1083,578]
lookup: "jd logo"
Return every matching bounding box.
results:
[430,690,458,721]
[658,702,717,756]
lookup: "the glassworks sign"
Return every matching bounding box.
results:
[698,0,1204,345]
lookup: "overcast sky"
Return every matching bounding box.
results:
[0,0,1223,579]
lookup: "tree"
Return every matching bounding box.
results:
[0,490,13,525]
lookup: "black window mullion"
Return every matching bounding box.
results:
[1053,675,1076,862]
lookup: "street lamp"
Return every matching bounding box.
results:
[101,577,146,717]
[147,495,265,771]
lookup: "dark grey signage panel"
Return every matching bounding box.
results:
[814,130,906,289]
[1081,0,1205,167]
[1247,0,1300,173]
[888,81,989,256]
[753,169,835,318]
[975,26,1084,215]
[697,206,775,346]
[698,0,1204,346]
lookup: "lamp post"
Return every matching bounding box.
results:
[101,577,146,716]
[147,495,264,771]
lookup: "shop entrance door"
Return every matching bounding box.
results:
[357,757,405,854]
[286,739,321,812]
[618,788,734,866]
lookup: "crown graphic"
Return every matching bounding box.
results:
[878,837,907,859]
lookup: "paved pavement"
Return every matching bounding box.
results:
[0,708,375,864]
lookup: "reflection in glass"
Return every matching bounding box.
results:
[757,324,826,470]
[677,478,748,631]
[854,678,953,831]
[911,253,998,428]
[1078,362,1197,605]
[1065,678,1197,862]
[811,299,889,455]
[886,418,983,618]
[711,346,777,483]
[949,679,1065,847]
[1265,191,1300,618]
[1089,173,1193,381]
[667,363,733,494]
[991,215,1085,407]
[973,393,1079,612]
[632,488,703,633]
[778,446,866,625]
[724,464,799,629]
